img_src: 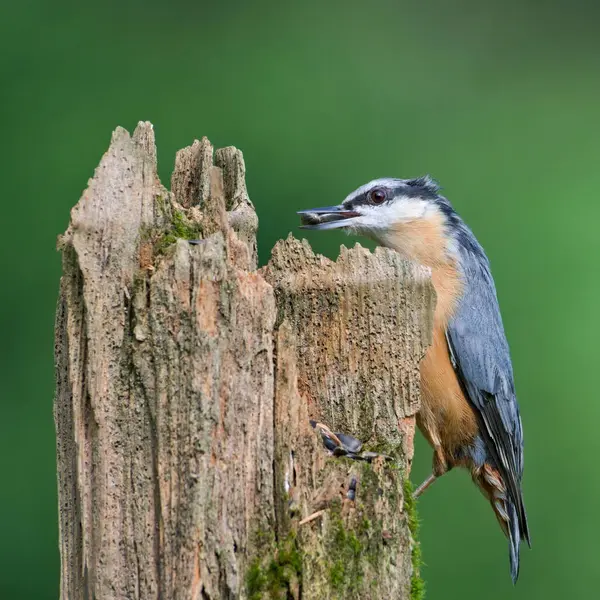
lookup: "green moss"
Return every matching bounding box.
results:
[325,508,365,593]
[246,532,302,600]
[247,467,424,599]
[246,563,267,599]
[172,210,201,239]
[403,479,425,600]
[320,466,386,595]
[154,209,203,255]
[154,232,179,255]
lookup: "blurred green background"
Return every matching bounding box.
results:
[2,0,599,597]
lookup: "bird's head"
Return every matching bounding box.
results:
[298,176,458,266]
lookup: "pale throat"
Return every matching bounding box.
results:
[375,214,463,324]
[376,212,452,268]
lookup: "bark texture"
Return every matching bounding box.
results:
[54,122,435,600]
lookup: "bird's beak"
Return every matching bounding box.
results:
[297,205,361,230]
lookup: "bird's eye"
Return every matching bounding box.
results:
[369,188,387,205]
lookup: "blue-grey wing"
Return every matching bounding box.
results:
[446,244,530,543]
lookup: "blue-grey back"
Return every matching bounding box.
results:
[450,236,524,470]
[444,214,529,542]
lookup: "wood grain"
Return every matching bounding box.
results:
[55,122,434,599]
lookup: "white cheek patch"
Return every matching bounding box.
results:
[351,198,437,230]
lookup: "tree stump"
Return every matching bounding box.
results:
[54,122,434,600]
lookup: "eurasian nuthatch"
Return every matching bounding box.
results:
[299,176,531,583]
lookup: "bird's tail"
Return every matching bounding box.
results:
[505,501,522,584]
[474,464,526,584]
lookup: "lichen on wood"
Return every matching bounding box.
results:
[54,122,434,600]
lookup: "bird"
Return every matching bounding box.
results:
[298,176,531,583]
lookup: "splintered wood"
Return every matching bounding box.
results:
[54,122,434,600]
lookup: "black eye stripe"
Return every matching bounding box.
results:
[344,191,368,209]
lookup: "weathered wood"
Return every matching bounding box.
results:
[54,122,434,600]
[171,137,213,209]
[262,238,432,599]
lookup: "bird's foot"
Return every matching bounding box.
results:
[412,473,437,499]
